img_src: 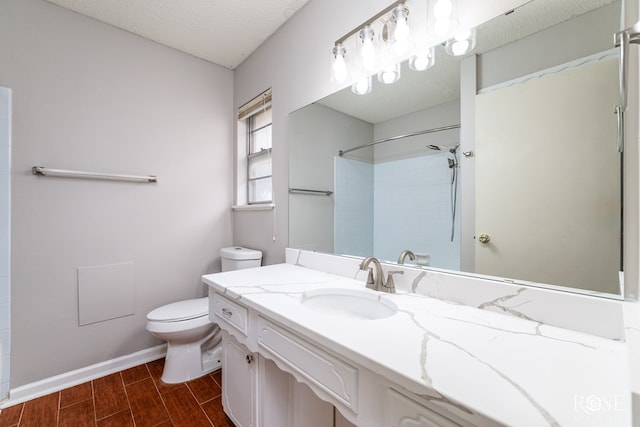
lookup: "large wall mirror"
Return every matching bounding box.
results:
[288,0,623,297]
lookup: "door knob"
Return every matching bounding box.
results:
[478,233,490,244]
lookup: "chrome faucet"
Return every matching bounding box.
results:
[359,256,402,293]
[360,257,384,291]
[397,249,416,265]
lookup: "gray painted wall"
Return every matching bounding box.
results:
[289,103,373,254]
[0,0,234,387]
[0,87,11,399]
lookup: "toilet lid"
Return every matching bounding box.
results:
[147,298,209,322]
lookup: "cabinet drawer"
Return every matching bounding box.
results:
[257,316,358,412]
[388,388,462,427]
[212,293,248,336]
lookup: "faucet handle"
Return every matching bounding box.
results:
[383,270,403,293]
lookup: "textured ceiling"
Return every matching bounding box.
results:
[43,0,311,69]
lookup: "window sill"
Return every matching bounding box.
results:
[232,204,275,212]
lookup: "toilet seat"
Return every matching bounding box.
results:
[147,297,208,322]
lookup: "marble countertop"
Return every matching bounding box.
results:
[202,263,630,427]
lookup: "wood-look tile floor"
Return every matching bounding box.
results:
[0,359,234,427]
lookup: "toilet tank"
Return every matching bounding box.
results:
[220,247,262,272]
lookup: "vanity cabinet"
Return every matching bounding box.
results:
[210,289,473,427]
[203,257,630,427]
[214,292,336,427]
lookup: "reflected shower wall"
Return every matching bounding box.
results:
[334,153,461,269]
[374,154,460,269]
[334,157,374,256]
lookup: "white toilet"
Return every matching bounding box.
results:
[146,246,262,383]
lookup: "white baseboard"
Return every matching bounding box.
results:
[1,344,167,408]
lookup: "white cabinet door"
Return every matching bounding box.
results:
[290,380,334,427]
[222,331,257,427]
[258,356,291,427]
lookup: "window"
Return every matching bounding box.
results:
[238,90,272,205]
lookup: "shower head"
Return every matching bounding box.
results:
[427,144,459,154]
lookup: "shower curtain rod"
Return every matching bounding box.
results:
[337,124,461,157]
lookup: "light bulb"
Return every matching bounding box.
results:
[380,71,396,84]
[434,19,452,36]
[392,38,410,56]
[431,0,457,37]
[331,45,348,83]
[333,56,347,82]
[451,40,469,56]
[359,27,377,71]
[444,28,476,56]
[352,76,372,95]
[394,18,410,42]
[377,63,401,84]
[409,47,435,71]
[389,5,411,57]
[434,0,453,20]
[362,39,375,65]
[392,19,411,56]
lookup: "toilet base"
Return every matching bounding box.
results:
[161,331,222,384]
[202,345,223,376]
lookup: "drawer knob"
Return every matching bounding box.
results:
[221,308,233,317]
[246,354,254,364]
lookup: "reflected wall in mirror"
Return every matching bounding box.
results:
[288,0,622,296]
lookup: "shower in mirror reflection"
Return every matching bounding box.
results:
[426,144,460,242]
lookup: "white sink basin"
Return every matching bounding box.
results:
[301,288,398,320]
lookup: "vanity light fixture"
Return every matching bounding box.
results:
[444,28,476,56]
[330,0,469,93]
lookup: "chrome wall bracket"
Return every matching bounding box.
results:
[614,22,640,112]
[613,22,640,153]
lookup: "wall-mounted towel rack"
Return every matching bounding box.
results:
[32,166,157,183]
[288,188,333,196]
